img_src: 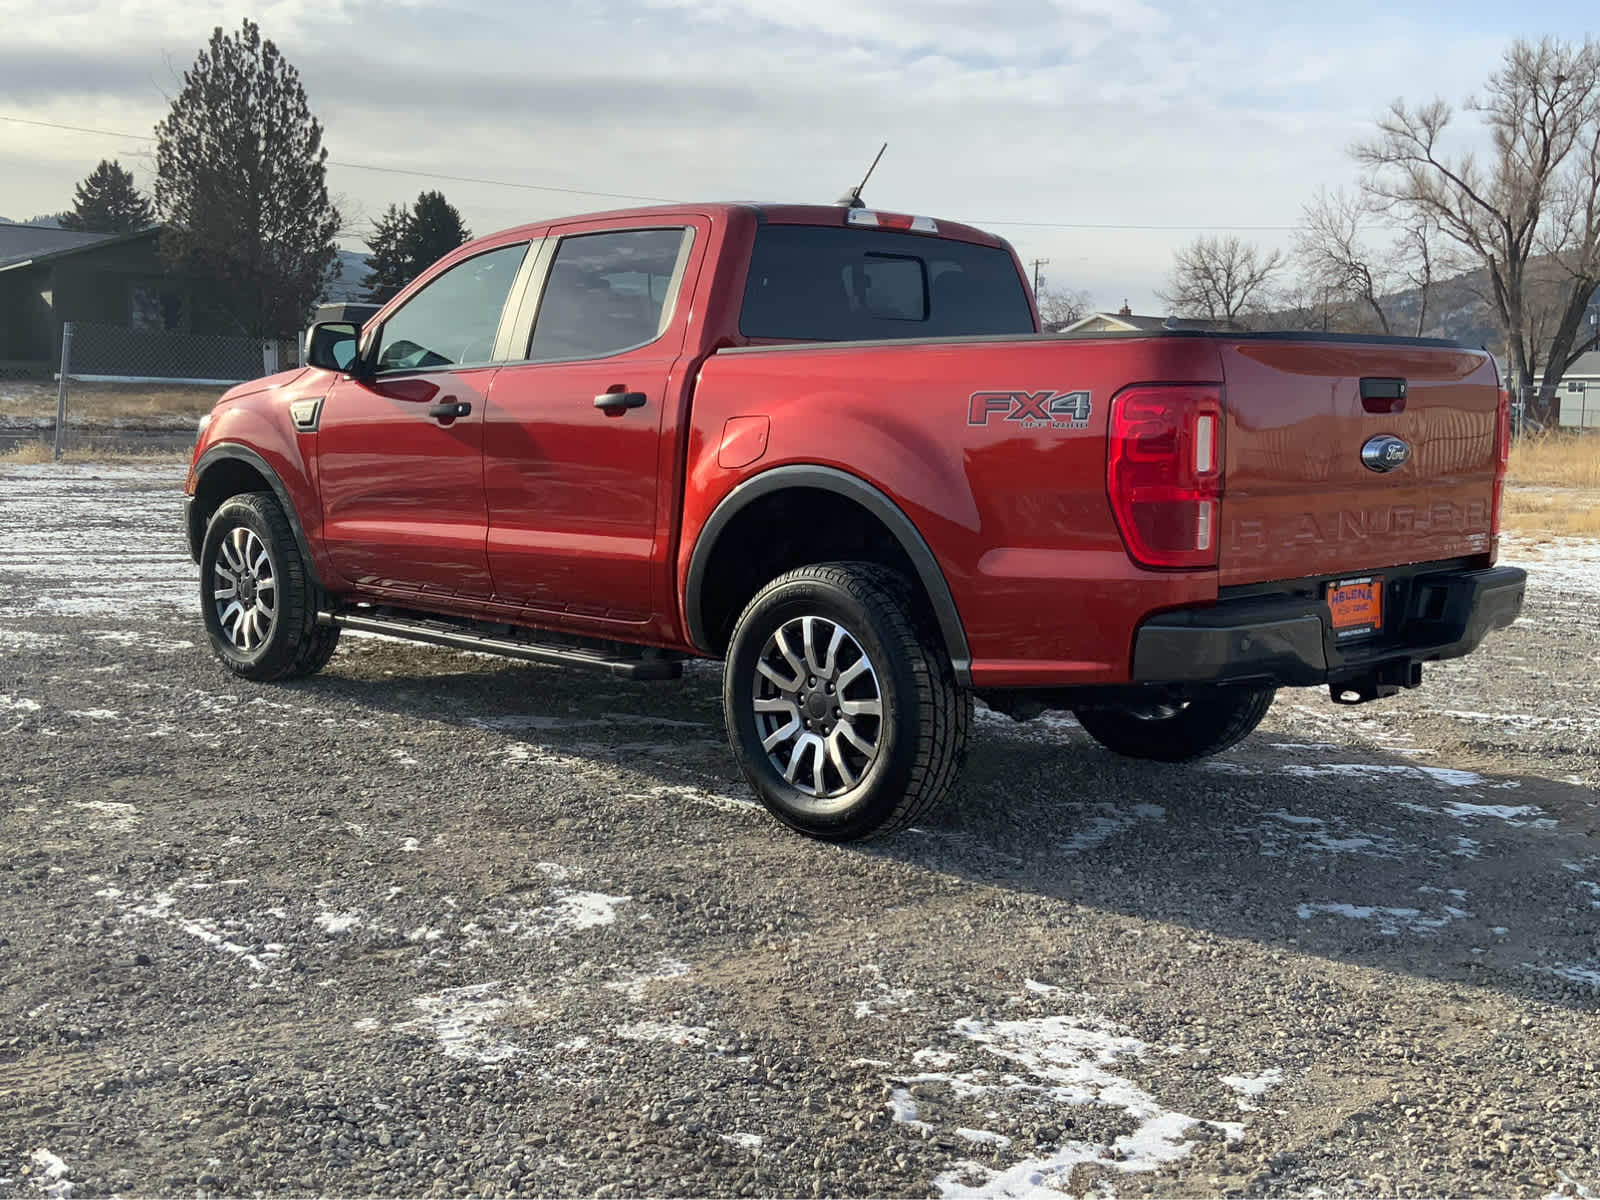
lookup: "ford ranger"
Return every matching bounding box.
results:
[184,201,1526,840]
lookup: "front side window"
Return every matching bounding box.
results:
[374,242,529,373]
[528,228,691,362]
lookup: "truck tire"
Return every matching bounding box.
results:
[723,562,971,841]
[200,492,340,682]
[1072,687,1275,762]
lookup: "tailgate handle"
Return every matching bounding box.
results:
[1361,377,1408,414]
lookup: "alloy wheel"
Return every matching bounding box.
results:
[751,615,883,802]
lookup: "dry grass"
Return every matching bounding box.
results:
[1508,432,1600,489]
[1502,489,1600,538]
[0,380,222,424]
[0,441,190,466]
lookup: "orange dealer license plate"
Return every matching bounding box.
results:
[1327,576,1382,639]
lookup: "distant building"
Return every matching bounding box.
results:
[1555,349,1600,430]
[1058,309,1232,335]
[0,223,246,378]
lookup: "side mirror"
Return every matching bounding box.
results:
[305,321,361,373]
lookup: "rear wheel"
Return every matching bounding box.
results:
[200,492,340,682]
[723,562,970,841]
[1073,687,1275,762]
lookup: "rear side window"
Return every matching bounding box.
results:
[739,225,1033,341]
[529,228,691,361]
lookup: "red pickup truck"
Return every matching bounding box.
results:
[185,201,1525,840]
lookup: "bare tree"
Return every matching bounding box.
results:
[1357,36,1600,422]
[1394,210,1445,336]
[1157,236,1284,327]
[1294,189,1391,333]
[1035,279,1093,331]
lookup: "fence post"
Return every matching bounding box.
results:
[53,321,74,461]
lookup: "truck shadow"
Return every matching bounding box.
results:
[303,644,1599,1014]
[901,708,1600,1012]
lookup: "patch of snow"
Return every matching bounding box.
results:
[720,1132,763,1153]
[888,1087,933,1130]
[1296,901,1473,936]
[856,983,915,1020]
[614,1020,712,1046]
[605,958,691,1002]
[119,888,280,973]
[543,889,629,933]
[69,800,140,830]
[1440,801,1550,826]
[29,1148,72,1199]
[395,982,530,1063]
[316,911,360,935]
[1531,963,1600,989]
[956,1129,1013,1148]
[0,694,41,712]
[1219,1068,1284,1111]
[1061,803,1166,854]
[1280,763,1486,788]
[622,784,759,814]
[0,630,62,649]
[922,1007,1246,1199]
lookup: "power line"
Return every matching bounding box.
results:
[0,114,680,205]
[0,111,1298,232]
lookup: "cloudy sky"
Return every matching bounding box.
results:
[0,0,1585,311]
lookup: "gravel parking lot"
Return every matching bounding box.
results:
[1,463,1596,1199]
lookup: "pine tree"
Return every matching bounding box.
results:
[405,191,471,275]
[361,191,471,303]
[153,19,340,338]
[59,161,154,233]
[360,204,413,304]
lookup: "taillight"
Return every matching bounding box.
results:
[1107,385,1224,570]
[1491,386,1511,544]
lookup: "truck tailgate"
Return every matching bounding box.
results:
[1218,339,1500,588]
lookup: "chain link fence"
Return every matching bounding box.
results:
[38,322,298,458]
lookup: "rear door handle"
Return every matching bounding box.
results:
[594,390,647,413]
[428,399,471,420]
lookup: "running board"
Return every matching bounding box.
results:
[318,611,685,680]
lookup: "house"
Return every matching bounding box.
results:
[1555,349,1600,430]
[0,222,245,380]
[1058,305,1231,335]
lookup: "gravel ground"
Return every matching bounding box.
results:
[1,464,1596,1199]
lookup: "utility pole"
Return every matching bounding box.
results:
[1030,258,1049,295]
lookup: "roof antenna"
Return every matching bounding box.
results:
[836,143,888,208]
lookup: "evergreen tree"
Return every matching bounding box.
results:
[361,191,471,303]
[59,161,154,233]
[360,204,414,304]
[153,19,340,337]
[405,191,471,274]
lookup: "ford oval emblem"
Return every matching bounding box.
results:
[1361,434,1412,473]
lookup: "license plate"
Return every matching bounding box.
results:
[1327,576,1382,638]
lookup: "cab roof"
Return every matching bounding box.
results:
[479,202,1013,252]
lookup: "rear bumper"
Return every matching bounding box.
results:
[1131,564,1526,689]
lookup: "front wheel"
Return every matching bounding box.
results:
[723,562,971,841]
[1072,687,1276,762]
[199,492,340,682]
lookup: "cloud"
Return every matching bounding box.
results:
[0,0,1512,309]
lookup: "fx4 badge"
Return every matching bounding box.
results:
[968,390,1092,429]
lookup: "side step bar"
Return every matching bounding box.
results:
[318,610,685,680]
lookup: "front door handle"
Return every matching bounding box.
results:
[428,399,471,420]
[594,390,648,413]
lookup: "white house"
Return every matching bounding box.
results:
[1556,350,1600,430]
